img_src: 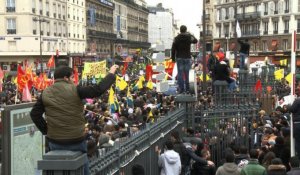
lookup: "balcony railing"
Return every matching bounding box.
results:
[285,9,289,13]
[242,31,260,37]
[297,28,300,33]
[236,12,261,20]
[284,29,289,33]
[32,8,35,13]
[200,30,212,37]
[7,29,16,34]
[273,31,278,34]
[6,7,15,12]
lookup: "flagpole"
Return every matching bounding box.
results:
[234,0,238,67]
[291,30,296,156]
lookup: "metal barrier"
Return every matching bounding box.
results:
[89,107,187,175]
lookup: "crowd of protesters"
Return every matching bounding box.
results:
[1,53,300,175]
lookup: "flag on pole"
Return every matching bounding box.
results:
[285,72,292,85]
[254,79,262,92]
[122,62,128,76]
[274,69,284,80]
[116,76,128,90]
[146,78,154,90]
[109,87,119,113]
[236,20,241,38]
[47,55,55,68]
[73,67,79,85]
[22,84,32,102]
[280,59,287,66]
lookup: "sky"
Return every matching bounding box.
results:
[146,0,203,37]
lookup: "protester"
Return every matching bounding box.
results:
[171,25,198,94]
[156,140,181,175]
[215,149,241,175]
[287,156,300,175]
[30,64,119,175]
[238,39,250,69]
[241,149,267,175]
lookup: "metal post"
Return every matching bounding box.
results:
[34,16,47,73]
[202,0,207,86]
[159,27,162,43]
[234,0,238,68]
[39,16,43,73]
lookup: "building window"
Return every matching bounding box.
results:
[297,40,300,50]
[264,2,268,15]
[6,0,16,12]
[46,2,49,16]
[284,20,289,33]
[7,18,16,34]
[53,3,56,18]
[39,0,43,15]
[263,22,268,34]
[283,39,288,50]
[262,41,267,51]
[254,42,258,51]
[274,2,278,14]
[298,20,300,32]
[273,21,278,32]
[285,0,289,12]
[32,0,36,13]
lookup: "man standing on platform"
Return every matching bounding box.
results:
[238,39,250,69]
[30,64,119,175]
[171,25,198,94]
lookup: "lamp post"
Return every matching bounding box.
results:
[158,26,162,44]
[202,0,207,87]
[33,15,47,73]
[234,0,238,67]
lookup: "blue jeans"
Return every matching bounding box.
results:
[176,58,191,92]
[49,140,90,175]
[239,53,247,69]
[228,78,238,91]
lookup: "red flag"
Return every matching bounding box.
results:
[22,84,32,102]
[17,65,26,92]
[254,79,262,92]
[73,67,79,85]
[122,62,128,76]
[47,55,55,68]
[145,64,153,81]
[0,66,4,80]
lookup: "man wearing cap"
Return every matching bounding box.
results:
[30,64,119,175]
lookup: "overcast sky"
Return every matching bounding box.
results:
[146,0,203,37]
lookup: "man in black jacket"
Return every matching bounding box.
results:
[288,97,300,160]
[171,25,198,94]
[238,39,250,69]
[30,64,118,175]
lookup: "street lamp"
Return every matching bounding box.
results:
[202,0,207,87]
[234,0,238,67]
[158,26,162,43]
[33,15,47,73]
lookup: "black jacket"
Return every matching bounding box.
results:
[238,40,250,55]
[288,98,300,122]
[215,62,233,84]
[171,32,197,61]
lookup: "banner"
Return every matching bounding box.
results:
[82,61,106,79]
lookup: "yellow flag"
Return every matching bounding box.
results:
[13,77,17,84]
[280,59,287,66]
[285,73,292,85]
[274,69,284,80]
[146,79,154,90]
[116,76,127,90]
[136,75,145,89]
[199,74,211,81]
[108,87,115,105]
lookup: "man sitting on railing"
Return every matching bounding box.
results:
[214,60,237,91]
